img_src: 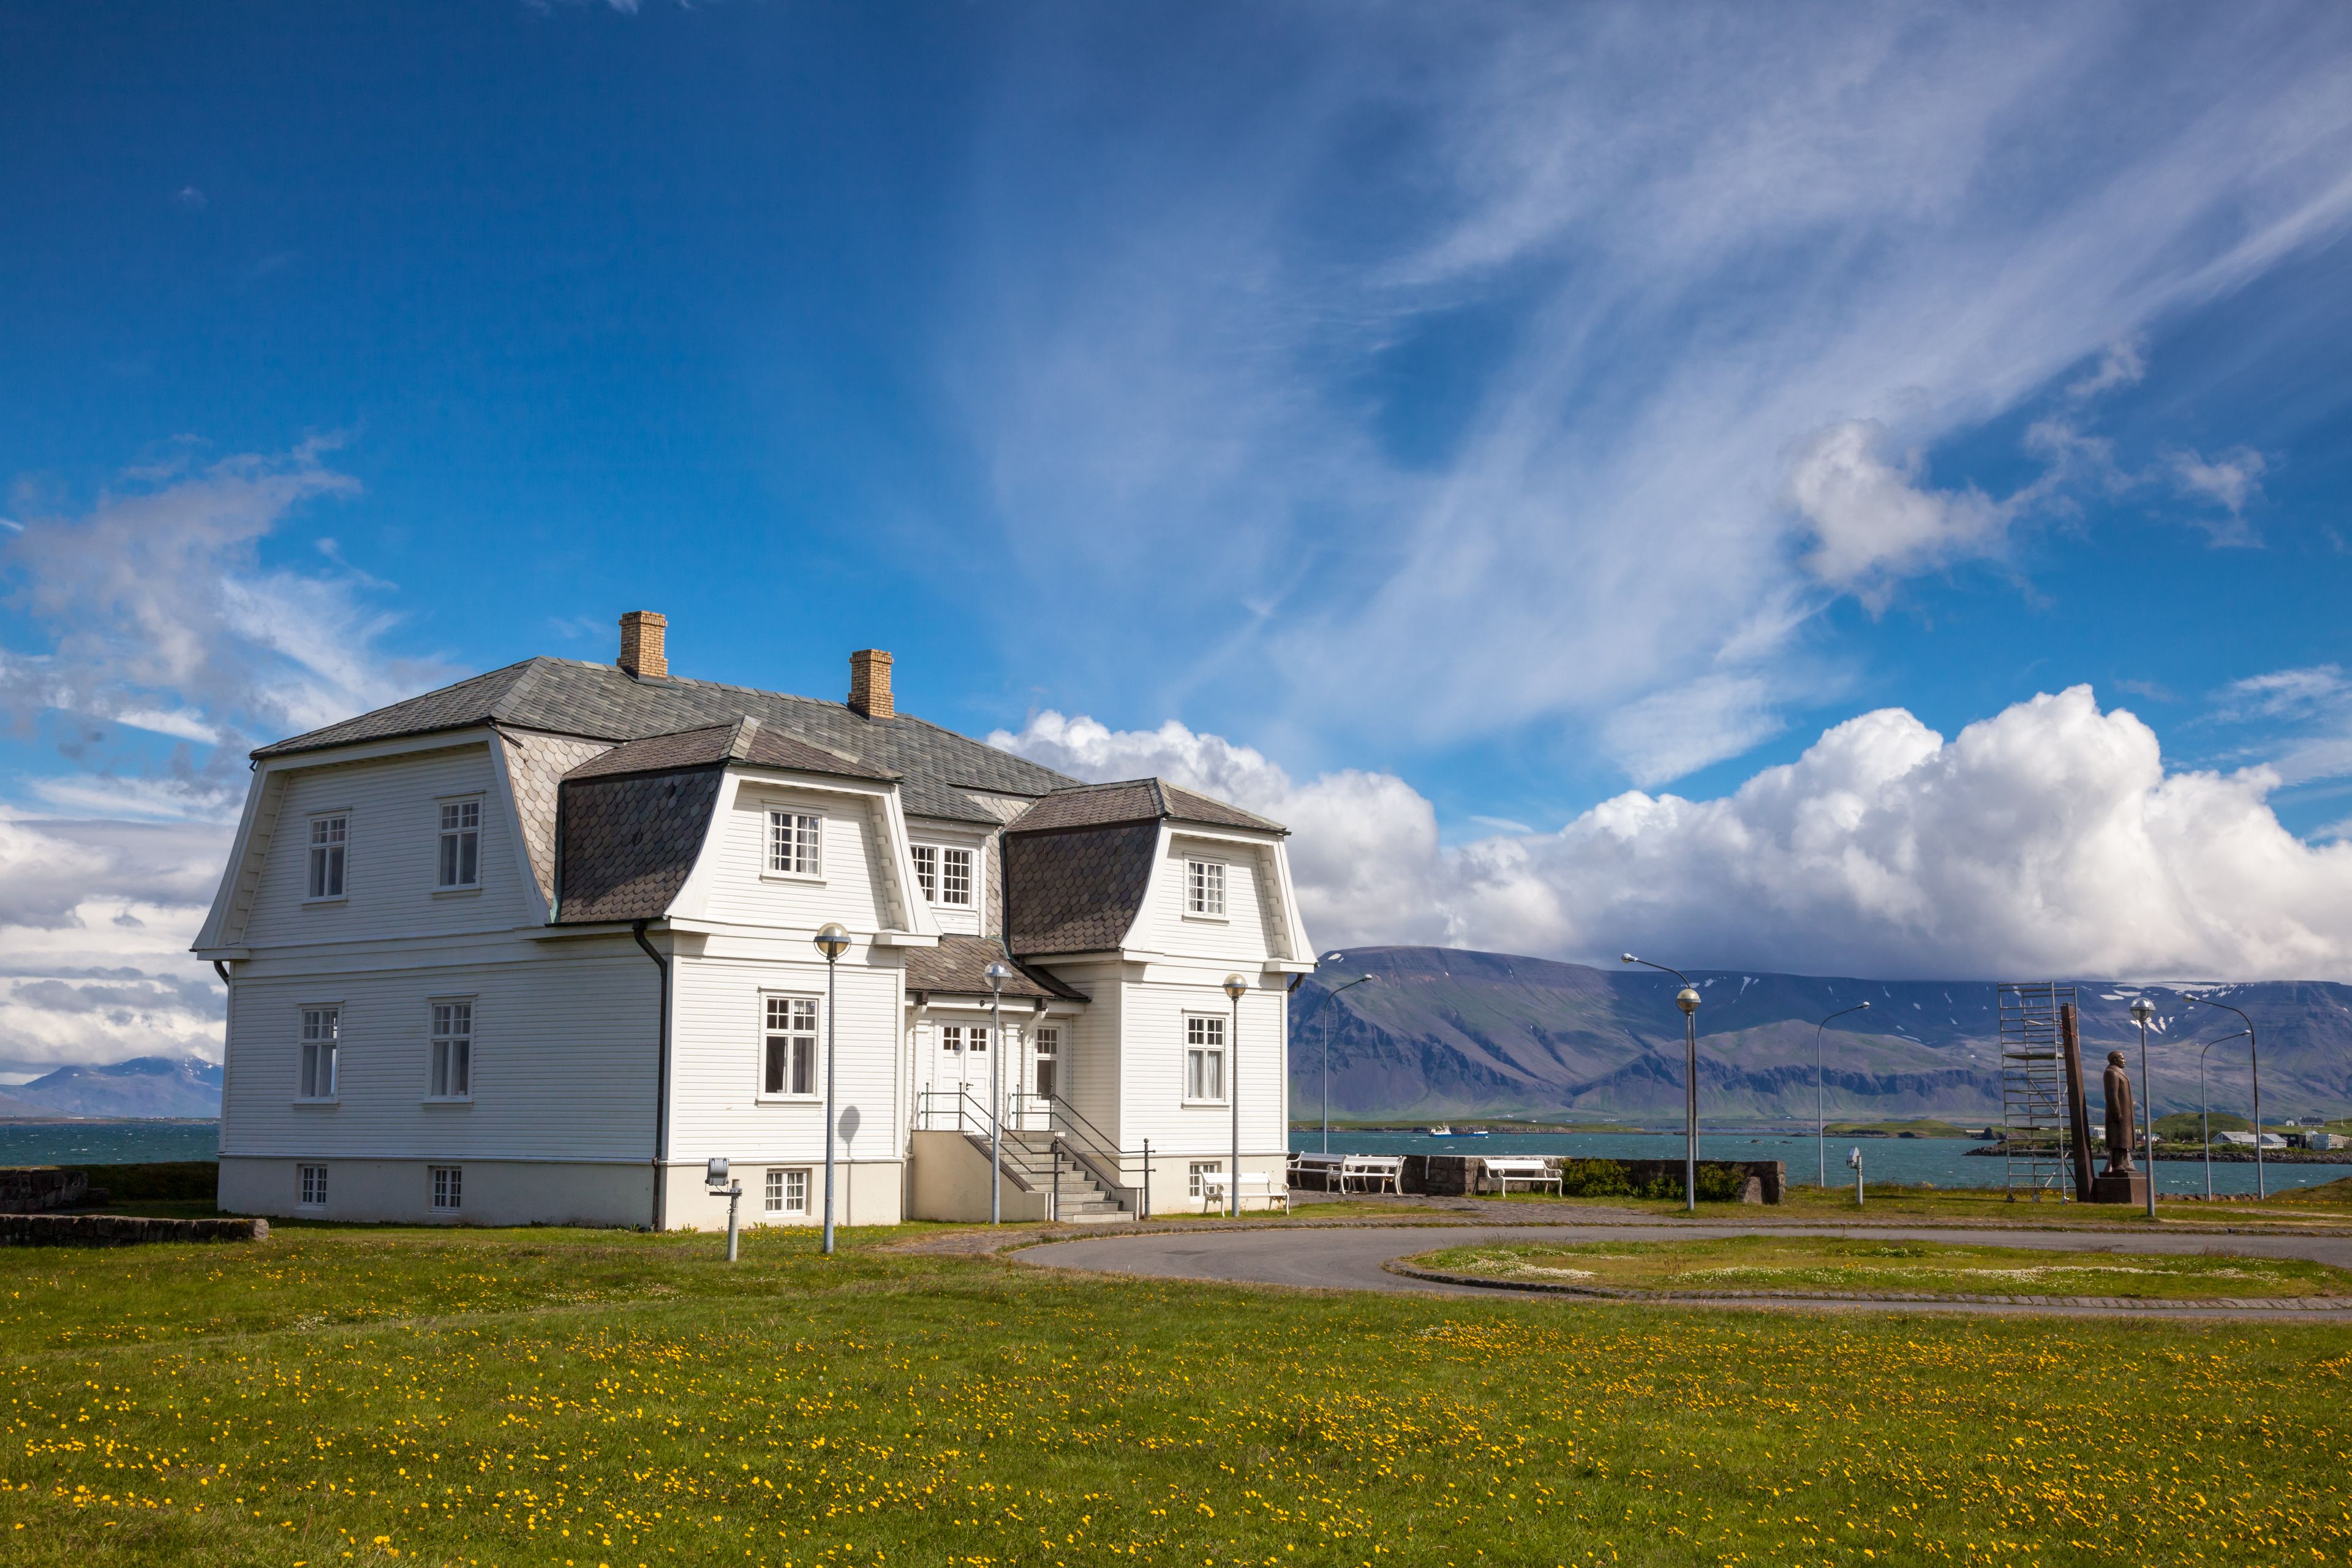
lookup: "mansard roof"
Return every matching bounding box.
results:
[251,655,1071,824]
[1005,777,1285,837]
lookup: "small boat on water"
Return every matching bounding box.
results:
[1420,1125,1493,1137]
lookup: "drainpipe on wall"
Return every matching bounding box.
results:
[632,919,673,1231]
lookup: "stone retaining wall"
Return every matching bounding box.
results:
[0,1213,267,1247]
[0,1166,89,1214]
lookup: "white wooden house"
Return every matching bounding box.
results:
[194,612,1314,1228]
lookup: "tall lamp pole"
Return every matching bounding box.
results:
[1317,955,1375,1156]
[1814,1001,1871,1190]
[2185,993,2264,1199]
[2197,1030,2247,1204]
[1223,974,1250,1218]
[813,922,851,1256]
[1623,954,1703,1213]
[984,960,1015,1226]
[2128,997,2158,1218]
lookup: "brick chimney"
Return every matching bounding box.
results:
[617,611,668,680]
[847,649,894,718]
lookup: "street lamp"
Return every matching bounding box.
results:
[2185,993,2264,1199]
[1623,954,1703,1213]
[2128,997,2157,1218]
[813,922,852,1256]
[984,959,1016,1227]
[2197,1030,2249,1203]
[1224,973,1250,1218]
[1317,954,1375,1156]
[1814,1001,1871,1191]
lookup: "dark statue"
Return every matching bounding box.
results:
[2102,1049,2136,1175]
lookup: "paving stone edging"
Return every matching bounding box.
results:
[1381,1259,2352,1312]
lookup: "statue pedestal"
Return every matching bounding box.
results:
[2089,1170,2149,1205]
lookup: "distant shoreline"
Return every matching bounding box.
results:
[0,1117,221,1127]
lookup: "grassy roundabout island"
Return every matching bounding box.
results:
[1402,1234,2352,1302]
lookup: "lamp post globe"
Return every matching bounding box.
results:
[983,960,1014,1226]
[812,923,851,1256]
[1621,954,1703,1213]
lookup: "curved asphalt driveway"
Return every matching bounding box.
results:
[1017,1223,2352,1317]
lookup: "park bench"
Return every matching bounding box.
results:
[1340,1155,1405,1194]
[1198,1172,1289,1213]
[1480,1156,1561,1196]
[1289,1152,1346,1191]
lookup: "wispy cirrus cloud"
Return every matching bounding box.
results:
[956,2,2352,783]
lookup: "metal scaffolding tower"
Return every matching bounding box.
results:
[1999,982,2075,1200]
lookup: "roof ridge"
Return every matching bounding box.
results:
[725,715,761,760]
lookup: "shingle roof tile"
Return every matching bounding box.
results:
[252,656,1069,824]
[902,934,1087,1001]
[1003,822,1161,956]
[554,767,725,924]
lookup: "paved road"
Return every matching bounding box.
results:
[1017,1223,2352,1318]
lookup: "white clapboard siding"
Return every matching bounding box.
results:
[239,745,530,949]
[699,786,892,932]
[1112,978,1287,1157]
[1123,834,1283,963]
[220,945,659,1162]
[667,948,905,1166]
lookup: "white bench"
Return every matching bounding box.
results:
[1199,1172,1289,1213]
[1481,1156,1561,1196]
[1340,1155,1405,1194]
[1289,1153,1347,1191]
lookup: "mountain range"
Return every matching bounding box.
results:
[0,1056,224,1120]
[1289,947,2352,1124]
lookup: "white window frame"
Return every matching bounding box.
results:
[1188,1160,1224,1200]
[758,993,821,1100]
[910,844,938,903]
[766,1167,810,1216]
[429,1165,463,1213]
[910,842,978,908]
[1185,857,1227,920]
[305,812,349,902]
[297,1164,328,1209]
[1034,1025,1061,1101]
[435,796,483,891]
[298,1005,340,1102]
[428,997,474,1101]
[1183,1014,1227,1104]
[764,809,824,880]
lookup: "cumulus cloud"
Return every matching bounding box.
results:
[998,688,2352,981]
[1787,420,2014,592]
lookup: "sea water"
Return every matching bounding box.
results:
[0,1121,221,1166]
[1287,1127,2342,1197]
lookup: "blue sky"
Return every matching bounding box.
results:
[4,2,2352,1067]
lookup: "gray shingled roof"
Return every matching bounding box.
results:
[902,934,1087,1001]
[564,717,894,785]
[1007,777,1285,837]
[1002,821,1161,956]
[251,656,1072,824]
[554,767,726,923]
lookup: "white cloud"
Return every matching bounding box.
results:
[1785,420,2013,592]
[2066,337,2147,400]
[1599,674,1784,788]
[997,687,2352,981]
[2168,445,2268,522]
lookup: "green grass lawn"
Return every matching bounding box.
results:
[1404,1234,2352,1299]
[6,1221,2352,1566]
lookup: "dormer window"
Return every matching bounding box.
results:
[1186,858,1226,918]
[437,799,481,889]
[911,844,975,907]
[767,810,823,878]
[306,815,347,900]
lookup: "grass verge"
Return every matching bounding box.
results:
[5,1220,2351,1565]
[1403,1234,2352,1300]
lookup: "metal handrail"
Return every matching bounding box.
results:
[1045,1095,1156,1217]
